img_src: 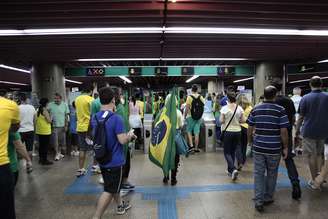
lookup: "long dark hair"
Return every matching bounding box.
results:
[37,98,49,116]
[131,96,136,106]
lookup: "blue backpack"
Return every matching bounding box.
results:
[93,112,113,165]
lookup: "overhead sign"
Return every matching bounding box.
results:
[86,68,105,76]
[218,67,235,75]
[129,67,142,76]
[181,67,194,75]
[155,67,168,76]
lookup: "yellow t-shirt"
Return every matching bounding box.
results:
[36,113,51,135]
[137,100,144,119]
[0,97,20,165]
[186,93,205,118]
[241,106,253,129]
[75,94,94,132]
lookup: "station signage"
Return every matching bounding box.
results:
[86,68,105,76]
[218,67,235,75]
[155,67,168,76]
[181,67,194,75]
[129,67,142,76]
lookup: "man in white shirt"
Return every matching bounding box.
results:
[18,93,36,159]
[291,87,302,121]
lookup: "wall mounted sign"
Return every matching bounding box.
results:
[155,67,168,76]
[86,68,105,76]
[129,67,142,76]
[218,67,235,75]
[181,67,194,75]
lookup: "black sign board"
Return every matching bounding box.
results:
[181,67,194,75]
[155,67,168,76]
[86,68,105,76]
[129,67,142,76]
[218,67,235,75]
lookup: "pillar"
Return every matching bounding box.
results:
[217,80,224,95]
[31,64,66,101]
[254,62,284,103]
[207,80,217,95]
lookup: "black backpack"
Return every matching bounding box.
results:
[191,95,204,120]
[93,112,113,165]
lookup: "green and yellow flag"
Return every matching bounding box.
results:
[149,89,177,177]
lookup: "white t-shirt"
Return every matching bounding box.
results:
[291,95,302,112]
[220,104,244,132]
[18,104,36,132]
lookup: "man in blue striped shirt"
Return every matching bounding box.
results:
[247,86,289,212]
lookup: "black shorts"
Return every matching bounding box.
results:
[101,166,123,194]
[78,132,92,151]
[71,133,79,146]
[20,131,35,152]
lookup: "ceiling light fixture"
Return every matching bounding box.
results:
[77,58,160,62]
[65,79,83,84]
[186,75,200,83]
[76,58,247,62]
[0,80,28,86]
[1,27,328,36]
[119,76,132,84]
[233,77,254,83]
[289,76,328,84]
[0,64,31,73]
[318,59,328,63]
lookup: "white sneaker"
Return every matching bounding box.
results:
[32,152,38,157]
[76,168,87,177]
[74,151,80,156]
[54,154,60,161]
[59,153,65,159]
[70,150,76,156]
[92,165,101,174]
[232,170,239,181]
[98,176,104,184]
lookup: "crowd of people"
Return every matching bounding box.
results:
[1,75,328,218]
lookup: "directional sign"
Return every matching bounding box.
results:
[86,68,105,76]
[155,67,168,76]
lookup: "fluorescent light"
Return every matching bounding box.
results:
[289,76,328,84]
[165,27,328,36]
[0,80,28,86]
[119,76,132,84]
[0,27,162,36]
[318,59,328,63]
[2,27,328,36]
[186,75,200,83]
[77,58,160,62]
[233,77,254,83]
[0,64,31,73]
[76,57,247,62]
[65,79,83,84]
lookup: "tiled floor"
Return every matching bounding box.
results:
[15,151,328,219]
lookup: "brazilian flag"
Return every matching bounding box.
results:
[149,89,177,177]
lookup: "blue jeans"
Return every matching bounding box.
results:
[254,153,281,206]
[223,131,241,173]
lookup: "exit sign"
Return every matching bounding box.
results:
[86,68,105,76]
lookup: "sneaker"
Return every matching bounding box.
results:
[26,166,33,173]
[171,178,177,186]
[76,168,87,177]
[231,170,238,181]
[163,176,169,184]
[308,180,321,191]
[255,204,264,213]
[292,183,301,200]
[92,165,101,174]
[225,170,232,177]
[98,176,104,184]
[187,146,195,153]
[54,154,60,161]
[117,201,131,215]
[194,149,201,153]
[59,153,65,159]
[120,190,130,197]
[121,183,135,190]
[263,200,274,206]
[74,151,80,156]
[32,152,38,157]
[70,151,75,156]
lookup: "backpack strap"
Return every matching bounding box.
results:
[222,105,238,132]
[95,111,113,125]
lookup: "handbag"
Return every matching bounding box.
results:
[219,105,238,142]
[175,130,189,156]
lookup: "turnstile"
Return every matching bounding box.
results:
[143,114,153,154]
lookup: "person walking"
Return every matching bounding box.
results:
[92,87,136,219]
[18,93,36,160]
[295,76,328,185]
[272,81,301,200]
[48,93,70,161]
[237,94,252,169]
[184,84,205,153]
[220,91,245,180]
[247,86,289,212]
[129,96,142,150]
[75,87,94,177]
[0,89,20,219]
[36,98,53,166]
[69,101,79,156]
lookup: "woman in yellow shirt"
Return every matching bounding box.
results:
[237,94,253,169]
[35,98,53,165]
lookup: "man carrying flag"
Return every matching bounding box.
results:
[149,89,180,185]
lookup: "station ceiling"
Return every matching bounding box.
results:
[1,0,328,66]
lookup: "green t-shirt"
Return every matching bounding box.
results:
[8,132,20,173]
[48,101,69,127]
[91,98,101,116]
[116,103,129,156]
